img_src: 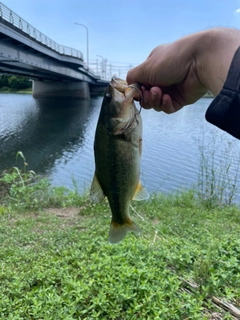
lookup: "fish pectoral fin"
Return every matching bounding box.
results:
[109,220,141,244]
[132,181,149,201]
[90,173,105,203]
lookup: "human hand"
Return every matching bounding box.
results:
[127,38,208,113]
[127,28,240,113]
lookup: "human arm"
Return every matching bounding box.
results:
[126,28,240,113]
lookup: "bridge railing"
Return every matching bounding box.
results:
[0,2,84,61]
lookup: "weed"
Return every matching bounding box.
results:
[0,153,239,318]
[197,132,240,208]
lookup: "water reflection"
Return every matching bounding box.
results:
[0,95,93,174]
[1,94,240,199]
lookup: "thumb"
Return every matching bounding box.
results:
[126,63,148,85]
[126,68,136,85]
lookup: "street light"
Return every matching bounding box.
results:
[74,22,89,70]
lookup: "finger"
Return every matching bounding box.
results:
[126,69,134,85]
[140,89,152,109]
[149,87,163,111]
[126,62,148,85]
[140,87,163,110]
[159,94,184,114]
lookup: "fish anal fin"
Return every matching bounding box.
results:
[132,181,149,201]
[90,173,105,203]
[109,220,141,244]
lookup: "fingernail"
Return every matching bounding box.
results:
[151,92,157,101]
[162,97,167,106]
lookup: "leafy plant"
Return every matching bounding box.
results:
[0,152,239,319]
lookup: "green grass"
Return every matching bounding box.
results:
[0,167,239,319]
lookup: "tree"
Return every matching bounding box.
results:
[0,74,32,90]
[0,75,9,87]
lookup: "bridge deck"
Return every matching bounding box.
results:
[0,2,108,89]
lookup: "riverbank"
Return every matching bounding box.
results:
[0,88,32,94]
[0,168,239,319]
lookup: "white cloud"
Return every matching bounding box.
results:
[235,8,240,13]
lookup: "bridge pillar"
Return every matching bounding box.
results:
[89,84,107,97]
[32,80,90,99]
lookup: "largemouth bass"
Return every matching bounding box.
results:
[90,77,149,244]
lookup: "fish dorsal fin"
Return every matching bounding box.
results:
[132,181,149,201]
[90,173,105,203]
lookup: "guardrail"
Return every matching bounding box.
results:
[0,2,84,60]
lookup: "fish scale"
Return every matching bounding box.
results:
[90,77,149,244]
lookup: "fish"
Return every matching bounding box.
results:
[90,76,149,244]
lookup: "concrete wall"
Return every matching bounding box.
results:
[89,84,107,97]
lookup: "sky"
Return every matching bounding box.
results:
[4,0,240,77]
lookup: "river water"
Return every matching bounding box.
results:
[1,93,240,200]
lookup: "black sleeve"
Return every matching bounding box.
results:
[205,46,240,140]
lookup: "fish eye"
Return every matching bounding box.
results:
[105,92,112,101]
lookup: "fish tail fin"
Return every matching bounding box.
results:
[108,220,141,244]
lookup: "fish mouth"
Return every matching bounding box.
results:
[110,76,142,102]
[110,76,128,93]
[106,77,141,135]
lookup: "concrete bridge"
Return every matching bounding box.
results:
[0,2,109,98]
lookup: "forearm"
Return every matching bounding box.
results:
[194,28,240,96]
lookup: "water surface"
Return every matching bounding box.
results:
[0,93,239,199]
